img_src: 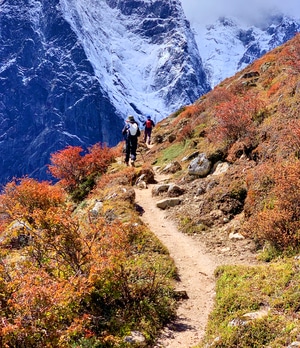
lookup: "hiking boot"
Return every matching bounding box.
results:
[131,160,135,167]
[124,160,129,166]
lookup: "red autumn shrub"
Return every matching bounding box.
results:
[243,160,300,250]
[0,178,66,224]
[83,143,116,176]
[48,146,85,190]
[283,119,300,157]
[209,93,266,144]
[48,143,116,194]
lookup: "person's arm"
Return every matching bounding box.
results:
[122,124,129,135]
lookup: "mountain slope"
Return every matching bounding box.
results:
[0,0,123,182]
[146,32,300,258]
[0,0,210,184]
[60,0,210,121]
[193,14,300,87]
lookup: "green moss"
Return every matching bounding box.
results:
[198,260,300,347]
[156,141,190,165]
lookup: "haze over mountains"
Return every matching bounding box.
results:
[0,0,299,184]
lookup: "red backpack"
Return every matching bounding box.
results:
[145,120,152,128]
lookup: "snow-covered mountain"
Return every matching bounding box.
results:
[192,14,300,87]
[0,0,209,184]
[0,0,299,185]
[60,0,210,122]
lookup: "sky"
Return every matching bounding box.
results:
[180,0,300,26]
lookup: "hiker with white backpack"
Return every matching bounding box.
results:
[122,115,140,166]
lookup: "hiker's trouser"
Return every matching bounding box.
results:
[125,136,138,162]
[144,128,152,143]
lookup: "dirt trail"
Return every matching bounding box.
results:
[135,173,219,348]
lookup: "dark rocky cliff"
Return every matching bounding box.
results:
[0,0,123,183]
[0,0,210,185]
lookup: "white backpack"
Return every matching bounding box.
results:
[129,123,138,136]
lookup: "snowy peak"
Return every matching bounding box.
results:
[193,14,300,87]
[60,0,210,122]
[0,0,210,184]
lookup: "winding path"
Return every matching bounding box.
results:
[135,174,218,348]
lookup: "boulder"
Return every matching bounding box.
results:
[156,198,182,210]
[188,153,211,177]
[167,184,185,197]
[152,184,170,196]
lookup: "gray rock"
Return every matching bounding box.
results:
[188,153,211,177]
[89,200,103,217]
[152,184,170,196]
[124,331,146,345]
[167,184,185,197]
[196,182,207,196]
[136,174,148,189]
[212,162,230,176]
[229,232,245,240]
[136,180,147,189]
[156,198,182,209]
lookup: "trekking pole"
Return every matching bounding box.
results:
[138,147,146,163]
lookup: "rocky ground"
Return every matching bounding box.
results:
[134,167,259,348]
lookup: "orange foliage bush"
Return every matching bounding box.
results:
[1,269,86,347]
[277,33,300,72]
[93,166,136,192]
[267,81,281,97]
[48,143,116,196]
[171,104,202,127]
[0,175,175,346]
[278,119,300,158]
[244,160,300,250]
[0,177,66,224]
[48,145,85,190]
[209,93,266,144]
[82,143,117,177]
[205,86,233,106]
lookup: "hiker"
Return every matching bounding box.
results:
[143,115,155,145]
[122,115,140,166]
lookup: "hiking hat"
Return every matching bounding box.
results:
[147,115,151,119]
[127,115,135,122]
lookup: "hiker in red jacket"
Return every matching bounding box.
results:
[143,115,155,145]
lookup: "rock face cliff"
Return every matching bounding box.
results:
[60,0,210,120]
[0,0,123,182]
[1,0,299,185]
[0,0,209,183]
[193,14,300,87]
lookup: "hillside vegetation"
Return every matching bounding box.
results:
[0,146,177,347]
[149,33,300,255]
[145,33,300,347]
[0,33,300,347]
